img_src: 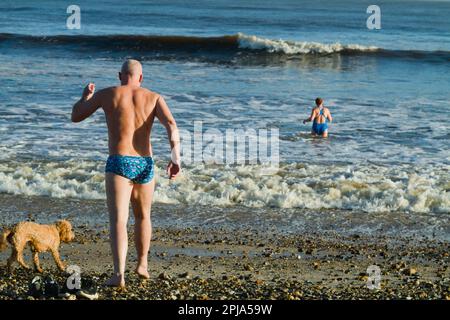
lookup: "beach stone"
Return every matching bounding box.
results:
[158,272,171,281]
[393,262,407,271]
[244,264,254,272]
[404,268,417,276]
[179,272,191,279]
[293,290,303,298]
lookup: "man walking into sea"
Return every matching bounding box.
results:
[71,59,181,288]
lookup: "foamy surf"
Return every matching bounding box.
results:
[236,33,379,55]
[0,160,448,214]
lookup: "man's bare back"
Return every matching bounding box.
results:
[103,86,158,156]
[72,84,176,157]
[83,85,165,156]
[71,59,180,288]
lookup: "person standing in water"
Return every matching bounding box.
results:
[303,97,333,138]
[71,59,181,288]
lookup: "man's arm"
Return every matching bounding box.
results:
[155,95,181,179]
[71,83,102,122]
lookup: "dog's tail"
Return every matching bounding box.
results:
[0,229,11,251]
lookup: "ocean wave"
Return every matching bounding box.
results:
[236,33,378,54]
[0,160,448,214]
[1,32,449,63]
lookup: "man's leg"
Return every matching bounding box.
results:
[130,178,155,279]
[105,172,134,287]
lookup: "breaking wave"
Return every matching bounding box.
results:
[0,160,448,214]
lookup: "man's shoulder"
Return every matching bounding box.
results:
[140,87,160,98]
[101,86,161,102]
[140,88,162,104]
[97,86,119,96]
[105,86,156,96]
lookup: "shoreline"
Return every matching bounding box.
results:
[0,193,448,241]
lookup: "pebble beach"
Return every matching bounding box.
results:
[1,213,449,300]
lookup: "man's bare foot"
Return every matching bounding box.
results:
[135,265,150,279]
[105,273,126,288]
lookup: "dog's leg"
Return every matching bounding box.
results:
[32,250,43,273]
[51,248,65,271]
[6,248,17,272]
[16,244,30,270]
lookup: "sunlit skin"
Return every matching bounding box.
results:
[303,100,333,138]
[71,60,180,288]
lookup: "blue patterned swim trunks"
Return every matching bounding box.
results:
[105,155,154,184]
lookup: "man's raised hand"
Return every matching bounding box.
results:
[82,83,95,101]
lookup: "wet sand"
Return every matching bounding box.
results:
[1,223,449,300]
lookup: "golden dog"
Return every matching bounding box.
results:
[0,220,74,272]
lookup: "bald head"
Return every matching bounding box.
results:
[121,59,142,76]
[119,59,143,85]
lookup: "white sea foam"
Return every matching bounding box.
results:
[237,33,379,55]
[0,160,448,214]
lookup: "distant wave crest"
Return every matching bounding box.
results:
[1,32,449,63]
[236,33,378,54]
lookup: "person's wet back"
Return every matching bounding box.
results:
[303,97,333,138]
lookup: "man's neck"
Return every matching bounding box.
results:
[121,78,140,86]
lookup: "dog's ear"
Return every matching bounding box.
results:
[56,220,74,242]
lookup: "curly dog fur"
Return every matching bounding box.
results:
[0,220,74,273]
